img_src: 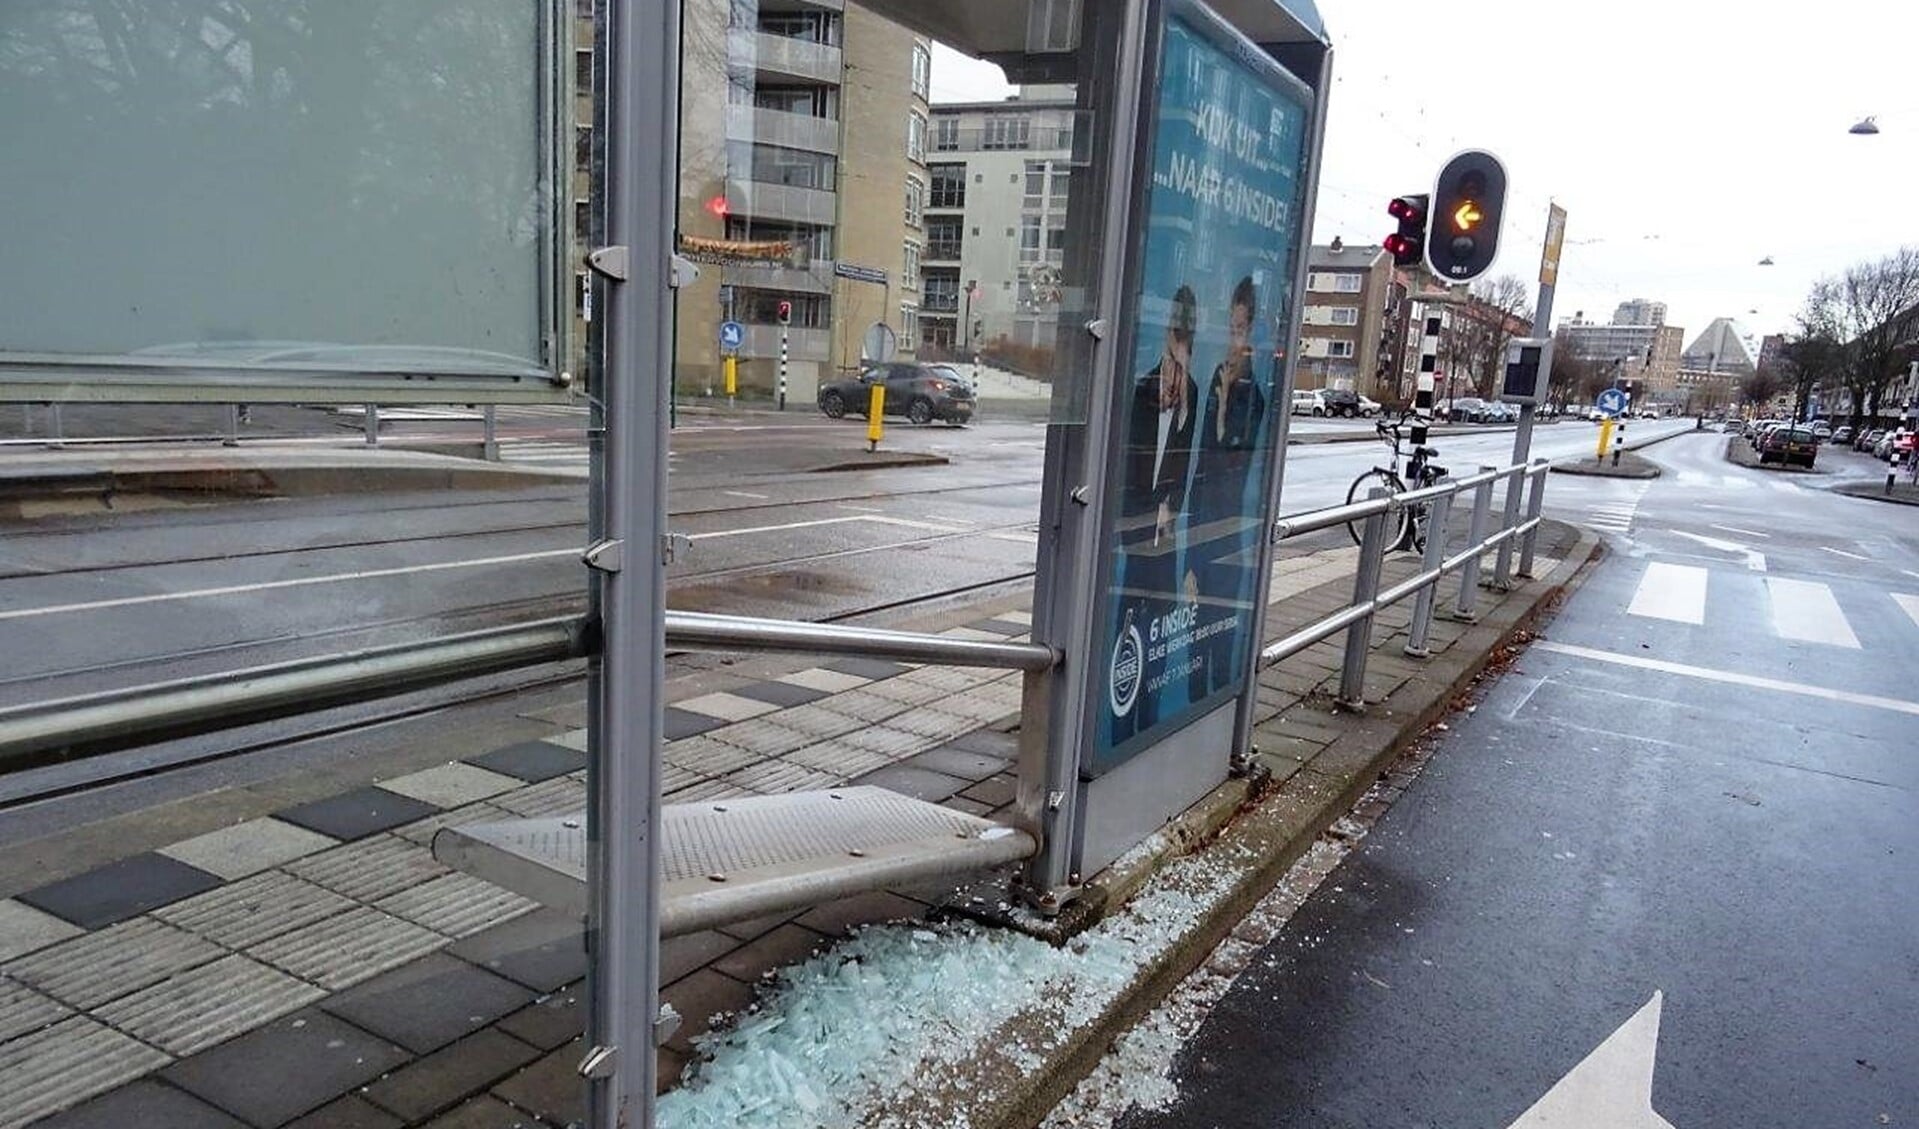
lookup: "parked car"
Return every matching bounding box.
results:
[1356,394,1382,417]
[1318,388,1367,418]
[1875,429,1914,461]
[1831,425,1854,445]
[1290,389,1324,416]
[817,362,975,425]
[1811,421,1833,440]
[1446,397,1488,423]
[1858,428,1888,453]
[1758,426,1819,467]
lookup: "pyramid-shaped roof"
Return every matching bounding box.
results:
[1682,318,1758,369]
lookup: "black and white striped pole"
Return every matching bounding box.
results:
[776,299,791,411]
[1412,310,1441,447]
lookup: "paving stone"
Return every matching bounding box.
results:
[809,689,907,724]
[375,873,537,940]
[421,1093,549,1129]
[543,728,588,752]
[793,890,927,938]
[958,774,1018,808]
[943,728,1019,759]
[659,1046,690,1092]
[995,609,1033,625]
[34,1078,249,1129]
[965,617,1027,636]
[392,802,518,848]
[714,910,798,942]
[490,1043,587,1127]
[162,1009,408,1128]
[283,1094,404,1129]
[6,917,223,1010]
[519,700,588,729]
[674,691,780,722]
[861,677,950,706]
[495,987,584,1052]
[658,970,755,1057]
[760,703,865,740]
[905,745,1012,781]
[727,680,829,708]
[782,740,893,778]
[710,923,830,984]
[897,666,997,693]
[0,1022,173,1129]
[157,818,337,881]
[378,764,524,808]
[722,759,840,795]
[15,853,223,930]
[0,976,68,1043]
[853,763,969,803]
[249,906,447,992]
[662,777,756,803]
[322,952,536,1056]
[275,787,443,842]
[660,930,744,985]
[466,740,588,783]
[663,707,726,740]
[662,735,762,777]
[886,708,980,741]
[489,776,587,819]
[836,726,935,760]
[0,899,83,964]
[821,657,913,681]
[777,667,871,693]
[361,1028,541,1124]
[154,871,354,950]
[943,795,995,817]
[286,835,449,903]
[703,717,815,758]
[449,909,586,994]
[96,953,325,1057]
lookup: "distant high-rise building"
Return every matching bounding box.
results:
[1612,299,1667,327]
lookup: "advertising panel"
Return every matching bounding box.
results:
[1093,0,1311,773]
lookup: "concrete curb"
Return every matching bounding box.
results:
[869,521,1604,1129]
[1833,481,1919,507]
[1721,435,1828,475]
[1550,450,1660,479]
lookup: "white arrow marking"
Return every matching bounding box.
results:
[1671,530,1766,572]
[1507,991,1675,1128]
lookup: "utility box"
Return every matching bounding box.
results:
[1499,336,1552,404]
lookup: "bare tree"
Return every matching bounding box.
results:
[1740,367,1786,410]
[1829,248,1919,427]
[1548,329,1600,409]
[1448,275,1533,397]
[1779,282,1848,421]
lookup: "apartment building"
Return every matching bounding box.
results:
[1298,241,1395,397]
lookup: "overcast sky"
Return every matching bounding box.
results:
[930,0,1919,344]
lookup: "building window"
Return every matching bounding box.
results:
[1328,340,1356,358]
[1335,274,1363,293]
[574,200,589,239]
[1019,216,1042,263]
[1329,306,1359,326]
[1307,272,1362,294]
[574,125,592,172]
[929,163,966,208]
[911,43,931,100]
[905,176,924,228]
[926,216,963,261]
[907,111,927,162]
[902,241,921,289]
[575,48,592,91]
[1048,166,1070,211]
[900,304,920,346]
[923,272,960,313]
[729,143,837,189]
[726,217,833,260]
[982,116,1031,150]
[576,0,593,17]
[1024,161,1046,208]
[934,117,960,152]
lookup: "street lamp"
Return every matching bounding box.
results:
[1850,115,1881,135]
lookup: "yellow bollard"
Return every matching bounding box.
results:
[1596,417,1614,462]
[867,384,886,451]
[723,355,737,400]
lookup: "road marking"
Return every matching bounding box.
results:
[1710,524,1768,538]
[722,490,770,500]
[1820,546,1869,561]
[836,504,884,513]
[1765,577,1860,647]
[1670,531,1766,572]
[0,548,581,622]
[1893,593,1919,630]
[1507,992,1674,1129]
[686,514,969,541]
[1533,640,1919,716]
[1626,562,1707,624]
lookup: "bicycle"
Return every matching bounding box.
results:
[1346,415,1448,552]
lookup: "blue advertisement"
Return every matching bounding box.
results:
[1094,1,1311,772]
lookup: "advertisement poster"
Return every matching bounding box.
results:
[1094,1,1310,772]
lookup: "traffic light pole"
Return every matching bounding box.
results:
[1493,205,1564,589]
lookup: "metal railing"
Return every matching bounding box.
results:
[0,610,1056,770]
[1262,458,1550,707]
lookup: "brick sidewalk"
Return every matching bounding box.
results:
[0,519,1583,1128]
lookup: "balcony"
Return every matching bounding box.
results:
[737,29,843,85]
[922,294,960,314]
[725,178,837,226]
[722,260,834,296]
[726,104,840,155]
[929,124,1075,154]
[742,324,830,362]
[924,241,963,264]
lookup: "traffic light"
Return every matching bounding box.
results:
[776,300,792,326]
[1383,194,1427,267]
[1427,150,1507,281]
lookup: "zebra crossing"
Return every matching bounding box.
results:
[495,438,590,471]
[1622,560,1911,650]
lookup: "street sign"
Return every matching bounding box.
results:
[1597,387,1629,416]
[719,320,745,352]
[833,262,888,285]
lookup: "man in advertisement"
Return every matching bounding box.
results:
[1113,284,1199,741]
[1186,274,1268,701]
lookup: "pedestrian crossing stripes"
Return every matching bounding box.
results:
[1622,562,1908,650]
[1586,503,1640,535]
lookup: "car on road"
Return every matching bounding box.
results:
[1811,421,1833,440]
[1758,426,1818,467]
[1720,419,1743,433]
[1858,427,1888,453]
[1832,425,1853,445]
[1357,393,1382,417]
[1317,388,1371,418]
[1875,429,1914,461]
[1290,389,1324,415]
[1445,397,1489,423]
[817,362,975,425]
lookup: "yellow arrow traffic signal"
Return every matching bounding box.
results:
[1454,201,1483,231]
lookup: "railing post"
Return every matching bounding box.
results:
[1404,488,1452,657]
[363,403,379,447]
[1454,464,1496,622]
[223,405,241,448]
[482,405,500,461]
[1517,459,1549,578]
[1339,487,1391,708]
[1492,465,1523,591]
[47,403,65,449]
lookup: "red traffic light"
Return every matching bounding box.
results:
[1384,234,1418,258]
[1387,196,1424,222]
[1385,193,1429,268]
[704,195,730,219]
[776,300,792,325]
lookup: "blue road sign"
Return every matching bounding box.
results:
[719,320,745,351]
[1596,387,1629,416]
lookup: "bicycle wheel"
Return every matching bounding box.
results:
[1346,470,1410,550]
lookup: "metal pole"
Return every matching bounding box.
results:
[589,0,674,1118]
[1517,459,1548,578]
[1496,204,1562,589]
[48,403,65,449]
[778,326,789,410]
[1339,488,1391,707]
[224,405,240,448]
[363,403,379,447]
[1404,489,1452,657]
[482,405,499,462]
[1454,464,1495,622]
